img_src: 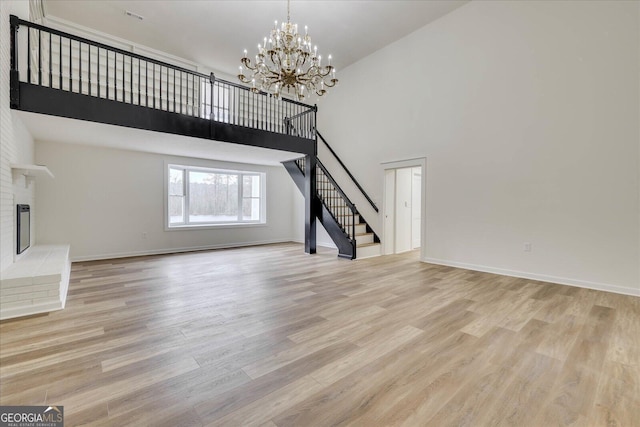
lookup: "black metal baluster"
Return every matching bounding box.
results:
[122,52,125,102]
[97,46,100,97]
[106,50,109,99]
[151,62,156,108]
[129,56,132,103]
[38,29,41,85]
[59,36,62,89]
[352,209,356,242]
[271,95,275,132]
[258,92,262,129]
[79,42,82,94]
[152,63,155,109]
[268,94,271,130]
[69,38,72,92]
[191,74,195,116]
[179,71,183,114]
[228,85,231,123]
[27,28,31,83]
[211,81,215,120]
[88,44,92,96]
[114,52,118,101]
[268,94,271,132]
[48,32,52,87]
[145,61,148,106]
[231,85,235,124]
[159,66,163,110]
[137,59,141,105]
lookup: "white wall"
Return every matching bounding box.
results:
[0,0,36,272]
[318,0,639,295]
[35,141,297,261]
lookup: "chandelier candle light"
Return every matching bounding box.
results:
[238,0,337,100]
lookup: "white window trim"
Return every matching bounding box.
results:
[164,162,267,231]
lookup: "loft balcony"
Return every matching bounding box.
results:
[8,15,317,157]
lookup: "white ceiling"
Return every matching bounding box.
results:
[42,0,469,77]
[19,112,303,166]
[34,0,469,164]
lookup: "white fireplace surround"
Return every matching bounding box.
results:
[0,165,70,320]
[0,244,71,320]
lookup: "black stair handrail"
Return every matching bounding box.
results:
[10,15,315,135]
[315,130,379,213]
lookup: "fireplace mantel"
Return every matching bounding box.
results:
[11,164,54,178]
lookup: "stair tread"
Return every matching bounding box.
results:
[357,242,381,248]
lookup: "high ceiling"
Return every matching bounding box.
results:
[42,0,469,78]
[34,0,470,164]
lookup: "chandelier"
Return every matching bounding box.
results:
[238,0,337,100]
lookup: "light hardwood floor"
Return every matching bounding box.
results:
[1,243,638,426]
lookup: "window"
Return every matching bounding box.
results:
[167,164,265,227]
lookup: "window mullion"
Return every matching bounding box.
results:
[184,168,189,225]
[238,173,243,222]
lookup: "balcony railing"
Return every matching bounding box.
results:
[9,15,316,140]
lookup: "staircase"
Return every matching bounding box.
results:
[283,151,381,260]
[9,15,378,259]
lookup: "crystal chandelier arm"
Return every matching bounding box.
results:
[241,56,258,71]
[323,79,337,88]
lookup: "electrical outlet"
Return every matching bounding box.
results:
[524,242,532,252]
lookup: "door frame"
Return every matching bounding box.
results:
[380,157,427,260]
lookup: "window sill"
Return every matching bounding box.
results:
[165,222,267,232]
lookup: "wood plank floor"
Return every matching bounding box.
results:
[1,243,638,426]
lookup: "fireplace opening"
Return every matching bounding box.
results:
[17,204,30,254]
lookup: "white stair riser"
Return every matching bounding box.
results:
[356,234,374,245]
[357,244,381,259]
[354,224,367,235]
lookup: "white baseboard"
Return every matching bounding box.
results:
[423,257,640,297]
[70,239,297,262]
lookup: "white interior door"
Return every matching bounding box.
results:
[395,168,412,253]
[382,160,425,256]
[411,167,422,249]
[383,169,396,255]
